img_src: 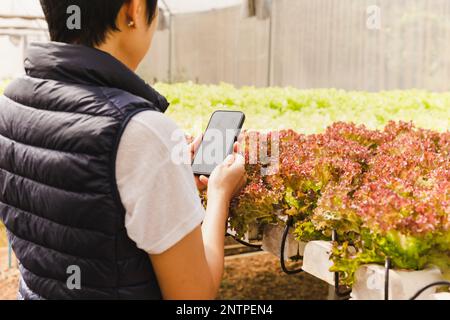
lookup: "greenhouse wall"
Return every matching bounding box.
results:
[138,0,450,91]
[137,29,171,83]
[270,0,450,91]
[138,5,271,87]
[0,31,48,80]
[1,0,450,91]
[0,35,27,80]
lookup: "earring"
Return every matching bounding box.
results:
[128,20,135,27]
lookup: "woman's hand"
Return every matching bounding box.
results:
[207,150,247,204]
[189,135,246,198]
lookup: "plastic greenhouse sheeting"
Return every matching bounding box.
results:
[0,0,44,17]
[160,0,242,14]
[0,0,244,17]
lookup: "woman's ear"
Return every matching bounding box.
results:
[124,0,145,29]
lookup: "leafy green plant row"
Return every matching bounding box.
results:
[157,83,448,284]
[224,122,449,285]
[156,82,450,135]
[2,81,449,133]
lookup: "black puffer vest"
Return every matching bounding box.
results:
[0,42,169,299]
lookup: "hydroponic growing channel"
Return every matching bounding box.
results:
[157,83,450,300]
[218,121,450,300]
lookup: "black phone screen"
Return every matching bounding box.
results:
[192,111,245,176]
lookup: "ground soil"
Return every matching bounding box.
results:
[1,250,327,300]
[0,268,19,300]
[218,252,328,300]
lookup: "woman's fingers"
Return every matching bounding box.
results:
[224,154,236,166]
[234,142,243,154]
[190,135,203,157]
[231,153,245,168]
[199,175,209,185]
[195,175,208,192]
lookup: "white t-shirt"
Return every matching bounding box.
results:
[116,111,205,255]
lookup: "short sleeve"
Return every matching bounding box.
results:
[116,111,205,254]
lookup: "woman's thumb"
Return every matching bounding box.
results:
[231,153,245,168]
[224,154,235,166]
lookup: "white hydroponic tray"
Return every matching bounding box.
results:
[261,223,306,259]
[255,225,450,300]
[301,241,449,300]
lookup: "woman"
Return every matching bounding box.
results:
[0,0,246,300]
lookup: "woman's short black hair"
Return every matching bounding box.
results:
[40,0,158,47]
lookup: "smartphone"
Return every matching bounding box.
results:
[192,111,246,176]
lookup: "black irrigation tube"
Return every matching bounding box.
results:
[380,256,450,300]
[384,257,391,301]
[227,216,304,274]
[280,216,303,275]
[331,230,352,299]
[333,272,352,299]
[410,281,450,300]
[226,233,262,250]
[331,229,390,300]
